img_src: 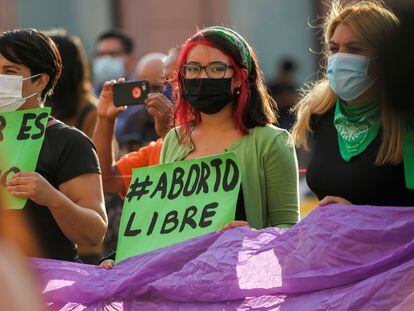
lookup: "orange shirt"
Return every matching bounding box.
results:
[115,139,163,194]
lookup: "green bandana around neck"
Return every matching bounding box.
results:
[196,26,253,73]
[334,98,380,161]
[403,115,414,189]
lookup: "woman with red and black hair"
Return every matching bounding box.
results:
[161,26,299,230]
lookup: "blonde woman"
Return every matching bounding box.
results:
[293,1,414,206]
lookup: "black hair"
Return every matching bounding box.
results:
[97,29,134,54]
[44,29,96,120]
[0,28,62,101]
[379,7,414,114]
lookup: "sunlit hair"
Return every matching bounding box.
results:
[292,0,401,165]
[174,30,277,142]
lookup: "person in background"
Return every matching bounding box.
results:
[292,1,414,206]
[2,28,107,262]
[133,52,167,92]
[162,47,180,101]
[269,58,311,202]
[94,52,176,197]
[117,52,168,151]
[94,49,177,264]
[268,58,299,130]
[92,29,135,94]
[93,29,136,151]
[45,29,97,138]
[45,30,106,263]
[160,26,299,231]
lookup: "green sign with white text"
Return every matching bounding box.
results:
[116,152,241,263]
[0,108,50,209]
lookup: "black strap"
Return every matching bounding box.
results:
[76,104,96,130]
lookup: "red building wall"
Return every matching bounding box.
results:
[117,0,229,60]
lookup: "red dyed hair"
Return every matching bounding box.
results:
[174,38,251,141]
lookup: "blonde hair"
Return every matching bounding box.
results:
[292,0,401,165]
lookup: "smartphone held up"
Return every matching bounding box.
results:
[113,80,150,107]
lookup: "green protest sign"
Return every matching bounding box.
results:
[0,107,50,209]
[115,152,241,263]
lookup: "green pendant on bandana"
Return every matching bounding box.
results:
[334,98,380,161]
[403,115,414,189]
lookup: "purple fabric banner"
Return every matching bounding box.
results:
[33,204,414,310]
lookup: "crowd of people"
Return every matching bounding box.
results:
[1,0,413,272]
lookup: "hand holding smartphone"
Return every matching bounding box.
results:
[113,80,150,107]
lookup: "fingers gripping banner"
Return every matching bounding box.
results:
[0,108,50,209]
[116,152,241,263]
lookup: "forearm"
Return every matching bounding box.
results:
[267,133,300,227]
[268,168,300,226]
[47,188,107,246]
[269,201,299,227]
[92,117,120,192]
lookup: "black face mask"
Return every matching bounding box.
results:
[183,78,234,114]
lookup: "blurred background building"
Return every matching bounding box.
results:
[2,0,401,105]
[0,0,326,85]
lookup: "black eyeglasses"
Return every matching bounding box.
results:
[182,63,234,79]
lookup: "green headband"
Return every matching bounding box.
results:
[196,26,253,72]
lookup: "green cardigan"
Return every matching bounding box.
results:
[160,125,300,229]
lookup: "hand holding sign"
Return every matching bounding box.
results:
[0,107,50,209]
[100,259,115,270]
[6,172,59,207]
[116,152,241,263]
[219,220,249,232]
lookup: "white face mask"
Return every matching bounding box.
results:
[0,73,40,112]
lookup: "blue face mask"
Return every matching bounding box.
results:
[327,53,374,101]
[93,56,125,87]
